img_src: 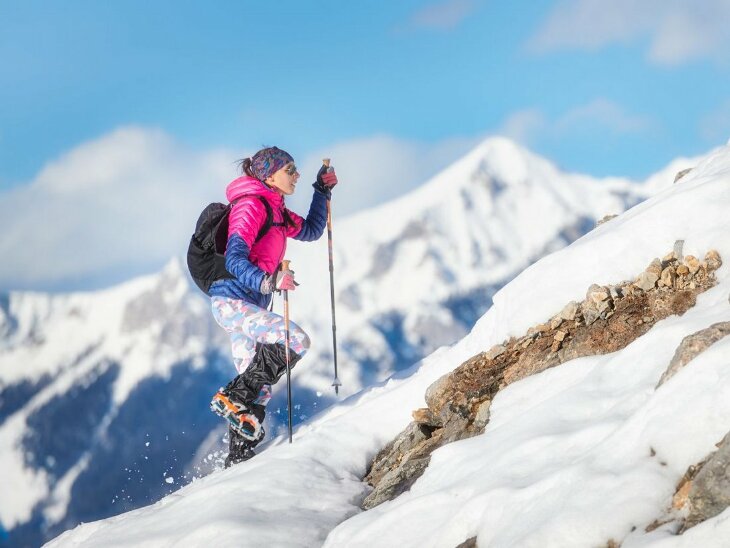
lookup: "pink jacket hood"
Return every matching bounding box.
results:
[225,175,284,207]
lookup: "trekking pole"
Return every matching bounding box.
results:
[282,259,294,443]
[323,159,342,395]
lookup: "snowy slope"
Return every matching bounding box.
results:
[45,143,730,547]
[0,137,694,546]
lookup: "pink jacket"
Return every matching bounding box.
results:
[225,176,304,275]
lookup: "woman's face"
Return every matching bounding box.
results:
[266,162,300,195]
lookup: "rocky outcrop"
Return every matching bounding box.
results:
[363,249,722,510]
[657,322,730,388]
[674,168,693,183]
[596,214,618,227]
[668,431,730,533]
[682,431,730,531]
[642,321,730,535]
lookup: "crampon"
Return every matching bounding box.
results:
[210,391,264,442]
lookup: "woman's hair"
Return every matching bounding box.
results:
[237,157,255,177]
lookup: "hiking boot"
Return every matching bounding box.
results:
[225,447,256,468]
[225,426,258,468]
[210,390,264,442]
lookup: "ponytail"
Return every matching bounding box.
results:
[237,158,255,177]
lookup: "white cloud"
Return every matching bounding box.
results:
[0,128,477,291]
[497,109,548,145]
[555,98,653,134]
[496,99,652,146]
[528,0,730,66]
[405,0,479,31]
[0,127,237,290]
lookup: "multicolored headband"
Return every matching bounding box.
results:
[250,147,294,182]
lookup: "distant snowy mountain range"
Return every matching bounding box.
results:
[0,137,698,547]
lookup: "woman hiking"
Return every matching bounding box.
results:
[208,146,337,467]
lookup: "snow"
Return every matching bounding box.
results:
[44,139,730,547]
[0,411,50,527]
[3,135,663,539]
[0,257,229,529]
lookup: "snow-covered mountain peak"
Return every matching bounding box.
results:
[345,137,559,226]
[313,136,644,318]
[461,135,550,183]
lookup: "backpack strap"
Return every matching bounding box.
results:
[281,208,296,230]
[228,194,297,249]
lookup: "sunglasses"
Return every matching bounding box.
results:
[284,164,298,176]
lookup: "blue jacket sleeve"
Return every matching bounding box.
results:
[225,234,267,291]
[293,190,328,242]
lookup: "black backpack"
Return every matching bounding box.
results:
[186,195,293,295]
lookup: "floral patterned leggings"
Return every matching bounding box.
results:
[211,296,310,405]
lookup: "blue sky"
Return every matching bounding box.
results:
[2,0,730,290]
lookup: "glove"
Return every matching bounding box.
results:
[313,165,338,198]
[260,269,298,294]
[276,270,297,291]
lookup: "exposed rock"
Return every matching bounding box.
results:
[660,266,676,288]
[656,322,730,388]
[455,538,477,548]
[587,284,610,303]
[635,271,659,292]
[682,431,730,531]
[647,258,663,278]
[363,422,441,509]
[550,315,564,330]
[685,255,700,275]
[676,265,690,277]
[364,250,720,510]
[705,250,722,271]
[673,479,693,511]
[412,407,437,425]
[559,301,580,321]
[363,455,433,510]
[473,400,492,430]
[582,292,613,325]
[582,304,602,326]
[674,168,692,183]
[596,214,618,227]
[485,344,506,361]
